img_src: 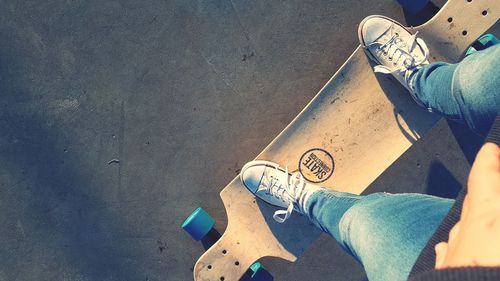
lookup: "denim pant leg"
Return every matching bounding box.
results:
[304,189,454,281]
[410,44,500,135]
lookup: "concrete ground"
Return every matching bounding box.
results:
[0,0,483,280]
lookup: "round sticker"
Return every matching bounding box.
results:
[298,148,334,183]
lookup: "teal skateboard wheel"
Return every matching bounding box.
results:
[477,34,499,48]
[240,262,273,281]
[181,207,216,241]
[466,34,499,56]
[183,209,272,279]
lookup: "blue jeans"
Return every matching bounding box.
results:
[410,44,500,135]
[305,191,454,281]
[305,46,499,281]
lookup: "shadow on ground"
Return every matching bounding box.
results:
[0,43,152,280]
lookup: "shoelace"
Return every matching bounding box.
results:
[256,165,306,223]
[367,24,429,83]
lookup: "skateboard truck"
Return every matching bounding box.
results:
[182,207,274,281]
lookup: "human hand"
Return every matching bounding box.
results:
[435,142,500,269]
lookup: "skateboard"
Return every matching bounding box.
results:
[183,1,499,280]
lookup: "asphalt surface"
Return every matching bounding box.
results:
[0,0,483,280]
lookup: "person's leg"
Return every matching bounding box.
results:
[357,15,499,135]
[410,44,500,135]
[240,160,453,281]
[304,189,454,281]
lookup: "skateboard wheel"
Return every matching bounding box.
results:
[248,262,273,281]
[181,207,215,241]
[396,0,429,14]
[466,34,499,56]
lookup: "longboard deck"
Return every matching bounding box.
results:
[194,1,499,280]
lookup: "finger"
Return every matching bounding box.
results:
[468,143,500,196]
[476,143,500,165]
[435,242,449,269]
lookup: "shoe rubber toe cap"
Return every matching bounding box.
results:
[359,16,394,46]
[241,165,266,193]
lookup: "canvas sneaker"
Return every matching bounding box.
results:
[240,160,321,223]
[358,15,430,97]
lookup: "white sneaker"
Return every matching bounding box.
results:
[358,15,430,95]
[240,160,321,223]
